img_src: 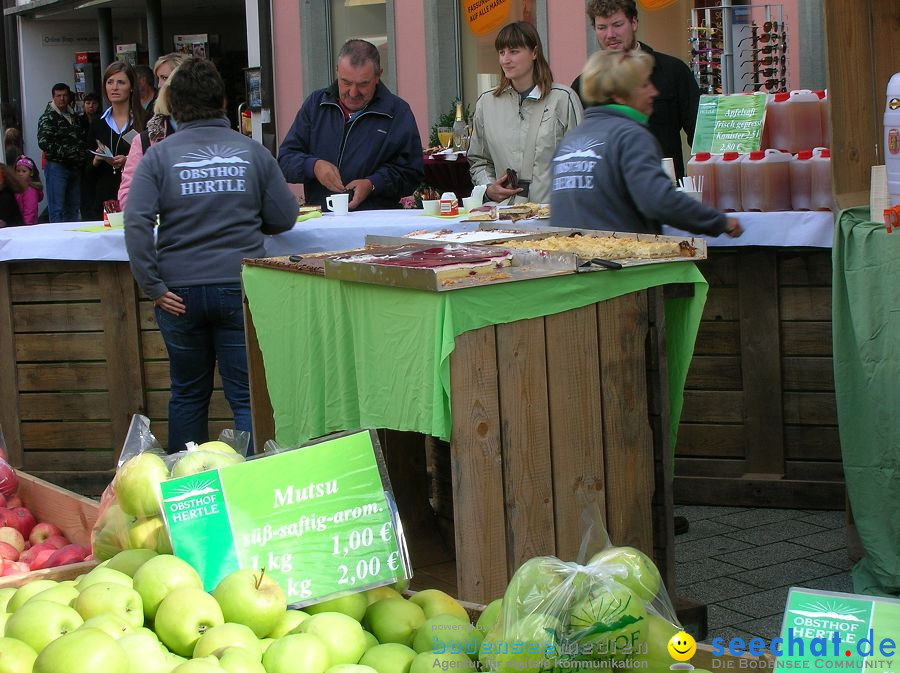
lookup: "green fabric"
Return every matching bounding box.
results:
[601,104,649,125]
[832,206,900,598]
[242,262,708,451]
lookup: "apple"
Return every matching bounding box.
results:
[299,611,367,665]
[7,579,58,612]
[306,591,368,622]
[365,586,404,605]
[29,548,58,571]
[78,614,137,639]
[363,630,379,650]
[588,546,662,602]
[391,578,410,593]
[126,515,171,551]
[0,528,24,554]
[76,566,134,590]
[479,613,561,673]
[0,461,17,498]
[171,657,222,673]
[29,523,62,547]
[0,587,16,612]
[218,645,267,673]
[4,496,22,509]
[261,633,331,673]
[409,651,472,673]
[4,508,36,539]
[5,599,84,653]
[504,558,566,614]
[26,581,80,607]
[154,586,225,656]
[326,665,378,673]
[118,630,171,673]
[212,568,286,638]
[0,611,8,635]
[0,494,6,508]
[192,622,260,658]
[74,582,144,628]
[627,612,680,671]
[567,581,648,662]
[364,598,425,647]
[132,553,203,620]
[0,636,37,673]
[475,598,503,636]
[45,544,91,568]
[43,535,70,550]
[0,561,28,577]
[408,590,468,622]
[32,627,129,673]
[171,448,242,478]
[267,609,310,638]
[412,614,480,659]
[105,548,159,577]
[19,541,53,566]
[358,643,418,673]
[0,541,18,562]
[196,440,242,456]
[115,452,170,518]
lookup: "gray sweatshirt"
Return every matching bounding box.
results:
[124,117,297,299]
[550,106,727,235]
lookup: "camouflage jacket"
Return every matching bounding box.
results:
[37,102,87,168]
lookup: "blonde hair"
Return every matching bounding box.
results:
[581,48,653,105]
[153,52,189,79]
[152,63,183,116]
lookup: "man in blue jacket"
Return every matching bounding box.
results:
[277,39,424,211]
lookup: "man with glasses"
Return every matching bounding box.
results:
[572,0,700,180]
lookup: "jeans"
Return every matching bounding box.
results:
[154,284,251,454]
[44,161,81,222]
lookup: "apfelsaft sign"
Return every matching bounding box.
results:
[692,93,767,154]
[158,430,409,606]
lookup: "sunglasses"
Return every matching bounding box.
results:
[738,31,787,47]
[691,47,723,55]
[741,56,786,67]
[759,20,780,32]
[743,44,786,55]
[744,79,787,92]
[694,60,723,68]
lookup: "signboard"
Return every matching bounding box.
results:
[776,588,900,672]
[158,430,409,605]
[462,0,511,36]
[692,93,768,154]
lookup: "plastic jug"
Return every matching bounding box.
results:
[764,93,792,151]
[886,73,900,207]
[686,152,718,209]
[790,150,814,210]
[714,152,742,212]
[810,148,832,210]
[814,90,830,149]
[740,149,792,212]
[789,90,823,153]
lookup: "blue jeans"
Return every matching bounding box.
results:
[44,161,81,222]
[154,284,251,454]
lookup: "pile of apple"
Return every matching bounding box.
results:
[0,460,92,577]
[91,442,245,561]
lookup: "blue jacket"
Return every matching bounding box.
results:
[277,81,424,210]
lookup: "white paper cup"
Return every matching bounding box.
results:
[422,199,440,216]
[106,212,124,227]
[681,190,702,202]
[326,193,349,216]
[462,196,481,212]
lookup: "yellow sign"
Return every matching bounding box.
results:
[462,0,511,36]
[638,0,679,10]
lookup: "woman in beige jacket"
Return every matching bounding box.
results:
[468,21,583,205]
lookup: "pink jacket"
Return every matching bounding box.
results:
[15,185,43,225]
[117,135,145,210]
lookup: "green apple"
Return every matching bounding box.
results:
[479,612,561,673]
[588,546,662,602]
[0,636,37,672]
[171,657,221,673]
[504,558,566,614]
[0,587,17,612]
[306,592,368,621]
[7,580,58,612]
[5,599,84,653]
[409,651,472,673]
[408,590,468,622]
[259,638,275,654]
[567,582,648,662]
[27,581,79,607]
[78,614,137,640]
[119,629,171,673]
[364,598,425,647]
[358,643,417,673]
[365,586,404,605]
[412,614,480,660]
[267,609,310,638]
[299,611,367,665]
[132,554,203,620]
[127,516,171,552]
[0,612,9,636]
[212,568,286,638]
[32,627,128,673]
[171,449,242,478]
[115,452,170,517]
[363,630,379,650]
[74,582,144,628]
[75,566,133,591]
[626,612,680,671]
[391,578,410,593]
[193,622,260,659]
[475,599,503,636]
[196,441,241,456]
[326,665,378,673]
[218,646,266,673]
[168,653,188,670]
[154,587,224,657]
[262,633,330,673]
[105,548,159,577]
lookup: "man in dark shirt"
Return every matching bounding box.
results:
[572,0,699,179]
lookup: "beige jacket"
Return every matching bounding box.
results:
[468,83,583,204]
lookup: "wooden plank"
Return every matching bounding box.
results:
[675,457,744,478]
[780,287,832,321]
[685,355,742,389]
[9,261,96,274]
[675,475,845,509]
[16,332,107,361]
[784,426,842,461]
[0,264,23,466]
[544,304,605,563]
[597,291,654,556]
[13,303,104,332]
[778,252,833,286]
[449,326,508,603]
[782,322,833,356]
[21,422,114,450]
[676,424,745,457]
[696,253,737,285]
[702,287,739,320]
[18,392,111,420]
[244,292,275,452]
[99,263,146,459]
[694,321,740,355]
[15,470,101,546]
[146,390,233,418]
[681,391,744,423]
[497,317,555,573]
[782,357,835,391]
[24,472,113,499]
[9,271,100,302]
[145,361,223,390]
[739,251,784,476]
[784,392,838,425]
[784,460,845,482]
[17,363,108,391]
[140,330,167,359]
[138,300,157,328]
[23,449,115,472]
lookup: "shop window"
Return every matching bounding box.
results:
[330,0,390,84]
[458,0,534,109]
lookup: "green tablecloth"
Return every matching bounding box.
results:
[833,207,900,598]
[242,262,708,450]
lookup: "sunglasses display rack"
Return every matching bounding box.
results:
[690,3,787,96]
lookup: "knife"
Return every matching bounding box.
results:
[580,258,623,270]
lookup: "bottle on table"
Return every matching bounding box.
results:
[814,90,830,149]
[765,92,792,151]
[789,90,824,153]
[714,152,743,212]
[886,73,900,207]
[452,102,468,152]
[686,152,718,209]
[740,149,792,212]
[810,148,833,211]
[790,150,814,211]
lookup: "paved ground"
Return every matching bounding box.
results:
[674,504,852,645]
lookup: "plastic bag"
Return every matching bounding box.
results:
[91,414,251,560]
[478,505,682,673]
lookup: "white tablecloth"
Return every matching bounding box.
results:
[0,209,835,263]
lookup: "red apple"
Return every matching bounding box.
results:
[1,560,29,576]
[45,544,90,568]
[29,522,63,546]
[0,526,25,553]
[0,493,6,508]
[5,507,36,538]
[28,547,57,570]
[19,541,53,565]
[0,540,19,561]
[44,534,69,550]
[0,460,17,497]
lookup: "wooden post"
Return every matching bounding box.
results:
[0,264,23,467]
[243,293,275,452]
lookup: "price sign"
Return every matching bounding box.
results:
[692,93,768,154]
[158,430,409,605]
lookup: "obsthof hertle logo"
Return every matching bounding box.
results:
[163,477,221,503]
[668,631,696,670]
[788,599,866,623]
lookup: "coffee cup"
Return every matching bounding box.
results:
[422,199,440,216]
[326,193,349,216]
[462,196,481,212]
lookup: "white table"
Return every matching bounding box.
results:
[664,210,834,247]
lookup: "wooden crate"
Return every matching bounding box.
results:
[0,470,101,588]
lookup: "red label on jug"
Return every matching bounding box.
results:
[890,128,900,155]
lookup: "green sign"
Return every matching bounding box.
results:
[692,93,768,154]
[776,588,900,671]
[158,430,409,605]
